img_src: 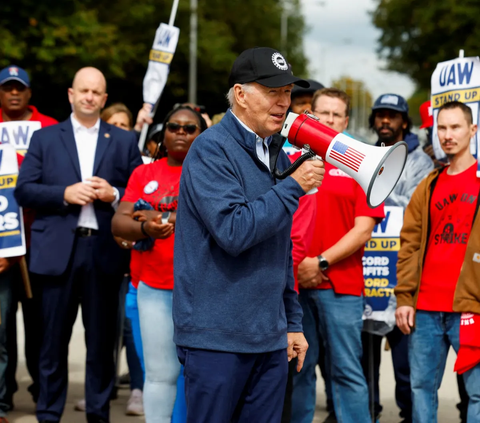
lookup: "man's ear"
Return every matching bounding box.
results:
[234,84,248,110]
[67,87,74,105]
[471,123,478,136]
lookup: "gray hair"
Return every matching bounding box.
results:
[226,83,254,108]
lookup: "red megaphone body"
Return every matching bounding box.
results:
[281,112,408,208]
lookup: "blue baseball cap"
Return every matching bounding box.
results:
[372,93,408,114]
[0,65,30,87]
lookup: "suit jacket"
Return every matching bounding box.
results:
[15,118,143,276]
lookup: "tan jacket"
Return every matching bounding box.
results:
[395,167,480,314]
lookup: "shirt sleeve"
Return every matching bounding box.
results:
[291,194,317,267]
[121,165,144,203]
[354,184,385,222]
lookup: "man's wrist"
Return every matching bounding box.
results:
[140,221,149,237]
[318,254,329,271]
[111,187,120,209]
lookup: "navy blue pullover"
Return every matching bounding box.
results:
[173,110,305,353]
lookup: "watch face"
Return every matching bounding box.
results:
[319,257,329,271]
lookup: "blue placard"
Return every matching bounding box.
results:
[363,207,403,327]
[0,144,26,258]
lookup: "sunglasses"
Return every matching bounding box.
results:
[165,122,199,134]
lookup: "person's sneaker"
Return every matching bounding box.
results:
[74,398,86,412]
[125,389,144,416]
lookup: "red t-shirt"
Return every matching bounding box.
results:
[0,105,58,127]
[291,187,317,293]
[307,162,385,296]
[122,158,181,290]
[417,163,480,312]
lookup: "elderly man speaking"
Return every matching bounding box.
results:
[173,47,325,422]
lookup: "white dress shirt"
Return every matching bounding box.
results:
[71,115,100,229]
[70,115,119,229]
[231,111,272,170]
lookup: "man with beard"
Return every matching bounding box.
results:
[362,94,433,422]
[395,101,480,422]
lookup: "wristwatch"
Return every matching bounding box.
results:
[318,255,329,271]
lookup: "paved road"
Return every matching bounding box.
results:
[9,309,462,423]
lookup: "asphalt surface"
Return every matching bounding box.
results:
[8,309,462,423]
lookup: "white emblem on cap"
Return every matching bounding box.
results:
[9,67,18,76]
[381,95,399,105]
[272,52,288,71]
[144,180,159,194]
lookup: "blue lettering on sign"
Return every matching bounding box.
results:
[0,189,22,250]
[439,62,474,87]
[373,211,390,234]
[0,128,9,144]
[13,126,29,146]
[157,29,173,47]
[0,150,3,168]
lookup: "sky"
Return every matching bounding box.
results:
[300,0,416,100]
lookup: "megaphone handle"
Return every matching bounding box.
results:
[304,148,321,196]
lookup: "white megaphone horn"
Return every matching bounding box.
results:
[280,112,408,208]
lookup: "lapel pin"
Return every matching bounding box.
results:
[104,133,110,138]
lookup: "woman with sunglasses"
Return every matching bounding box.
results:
[112,106,207,423]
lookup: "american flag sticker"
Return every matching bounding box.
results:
[329,141,365,172]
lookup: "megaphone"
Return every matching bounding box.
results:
[279,112,408,208]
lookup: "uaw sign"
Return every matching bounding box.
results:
[431,57,480,172]
[143,23,180,105]
[363,206,403,331]
[0,121,41,155]
[0,144,26,258]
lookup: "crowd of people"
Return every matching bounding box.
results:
[0,43,477,423]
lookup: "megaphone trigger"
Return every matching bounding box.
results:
[279,112,408,208]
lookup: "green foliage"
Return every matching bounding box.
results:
[407,89,430,126]
[0,0,307,120]
[372,0,480,90]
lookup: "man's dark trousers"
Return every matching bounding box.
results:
[35,233,122,423]
[177,346,288,423]
[361,326,411,421]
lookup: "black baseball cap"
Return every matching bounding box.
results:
[291,79,324,99]
[372,94,409,114]
[229,47,310,89]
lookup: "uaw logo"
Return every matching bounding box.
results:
[329,168,352,178]
[272,52,288,71]
[8,67,18,76]
[461,313,475,326]
[381,95,399,105]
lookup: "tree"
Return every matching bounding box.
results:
[372,0,480,90]
[0,0,307,121]
[332,76,373,135]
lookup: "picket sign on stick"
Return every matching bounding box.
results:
[362,206,404,336]
[138,0,181,152]
[430,49,480,175]
[0,145,31,301]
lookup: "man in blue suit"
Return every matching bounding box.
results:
[15,67,142,423]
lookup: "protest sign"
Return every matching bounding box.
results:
[0,121,41,155]
[431,56,480,173]
[363,206,403,334]
[0,144,26,258]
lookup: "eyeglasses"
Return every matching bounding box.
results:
[165,122,199,134]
